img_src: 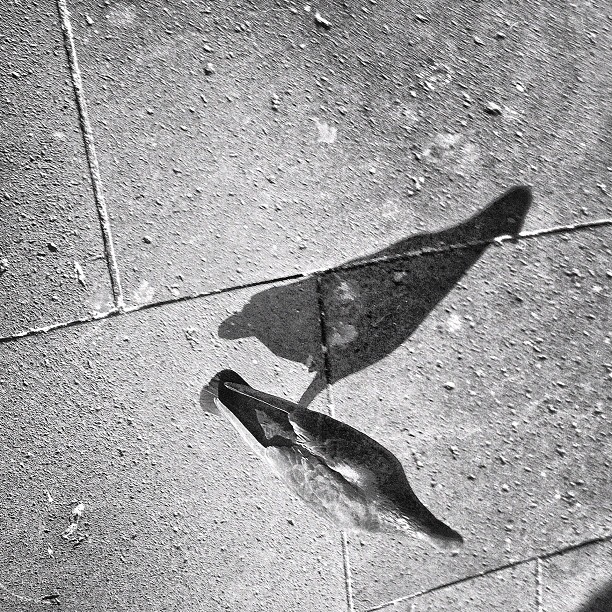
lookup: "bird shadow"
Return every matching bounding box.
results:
[218,186,532,406]
[576,578,612,612]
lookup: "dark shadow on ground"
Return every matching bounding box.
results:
[218,186,532,405]
[577,578,612,612]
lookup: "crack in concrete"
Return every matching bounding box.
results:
[56,0,124,311]
[364,533,612,611]
[0,308,121,344]
[315,274,333,398]
[328,217,612,275]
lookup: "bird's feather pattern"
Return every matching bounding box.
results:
[204,371,464,549]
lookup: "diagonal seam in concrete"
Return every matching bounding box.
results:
[1,218,610,344]
[536,557,543,612]
[56,0,125,311]
[315,275,355,612]
[364,533,612,611]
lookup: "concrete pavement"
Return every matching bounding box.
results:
[1,1,611,610]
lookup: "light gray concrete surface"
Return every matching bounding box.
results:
[64,0,612,307]
[326,226,612,609]
[0,281,344,610]
[1,1,611,611]
[0,1,113,337]
[542,540,612,612]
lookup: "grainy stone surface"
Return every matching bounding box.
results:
[0,1,113,337]
[325,226,612,610]
[542,540,612,612]
[2,1,611,610]
[67,0,612,306]
[0,281,343,611]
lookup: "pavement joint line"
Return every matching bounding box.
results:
[0,309,122,345]
[312,281,355,612]
[364,533,612,611]
[535,557,543,612]
[56,0,125,311]
[341,530,356,612]
[1,216,610,345]
[319,384,355,612]
[315,274,333,403]
[328,216,612,275]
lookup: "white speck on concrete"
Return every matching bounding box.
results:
[312,118,337,143]
[334,281,357,304]
[446,313,462,333]
[74,261,86,287]
[107,3,136,27]
[133,280,155,304]
[329,322,358,347]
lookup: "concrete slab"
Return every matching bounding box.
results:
[323,226,612,610]
[0,1,113,337]
[66,0,611,306]
[409,562,535,612]
[0,279,344,610]
[541,540,612,612]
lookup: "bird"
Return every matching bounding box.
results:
[201,369,464,552]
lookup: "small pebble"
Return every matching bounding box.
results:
[47,242,58,252]
[204,62,215,75]
[85,14,94,26]
[314,11,332,29]
[444,381,456,390]
[143,236,152,244]
[484,101,503,115]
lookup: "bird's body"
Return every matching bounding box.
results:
[202,370,463,551]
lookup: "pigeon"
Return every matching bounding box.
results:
[201,370,464,552]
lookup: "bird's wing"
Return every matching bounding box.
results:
[288,408,409,493]
[263,444,378,530]
[214,397,269,460]
[222,383,407,494]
